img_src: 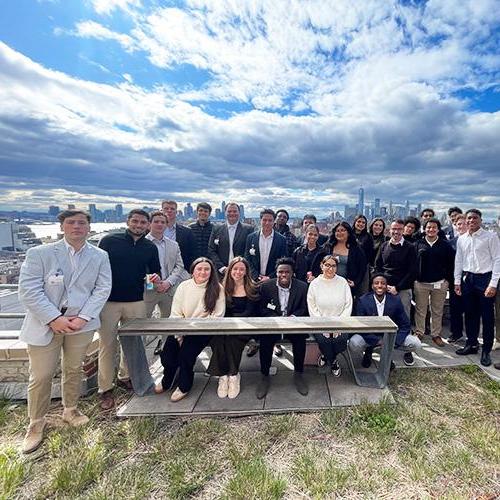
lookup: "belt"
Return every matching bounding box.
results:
[60,307,68,315]
[463,271,492,278]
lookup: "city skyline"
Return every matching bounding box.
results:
[0,1,499,217]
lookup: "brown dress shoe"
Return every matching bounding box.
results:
[62,408,89,427]
[22,419,46,454]
[116,378,133,391]
[432,336,445,347]
[99,390,115,411]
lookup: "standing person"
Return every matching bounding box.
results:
[256,258,309,399]
[161,199,196,269]
[454,209,500,366]
[413,218,455,346]
[350,274,422,368]
[144,211,190,318]
[97,209,161,410]
[444,206,463,240]
[293,223,322,283]
[313,222,366,299]
[297,214,328,246]
[403,217,421,244]
[307,255,352,377]
[207,257,259,399]
[353,214,374,295]
[18,210,111,453]
[274,209,298,257]
[245,209,287,282]
[189,202,213,258]
[375,219,417,318]
[447,214,467,342]
[369,218,388,268]
[156,257,226,401]
[208,202,254,279]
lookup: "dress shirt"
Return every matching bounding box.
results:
[146,234,168,280]
[227,222,238,262]
[259,230,274,276]
[454,228,500,288]
[425,237,437,247]
[277,283,290,316]
[373,295,386,317]
[389,238,404,246]
[164,225,176,241]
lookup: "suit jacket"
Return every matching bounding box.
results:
[245,231,288,280]
[173,223,196,270]
[208,222,254,273]
[258,278,308,317]
[355,292,410,347]
[18,239,112,346]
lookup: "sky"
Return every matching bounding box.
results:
[0,0,499,218]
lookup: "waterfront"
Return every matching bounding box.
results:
[28,222,127,240]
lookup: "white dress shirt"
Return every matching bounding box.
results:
[277,283,290,316]
[146,234,168,280]
[227,222,238,262]
[454,228,500,288]
[259,230,274,276]
[373,294,386,317]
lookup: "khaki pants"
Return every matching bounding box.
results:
[414,280,448,338]
[98,301,146,393]
[143,287,175,318]
[27,331,93,422]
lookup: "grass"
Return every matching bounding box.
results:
[0,367,499,499]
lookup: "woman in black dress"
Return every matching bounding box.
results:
[207,257,259,399]
[369,218,389,267]
[293,223,322,283]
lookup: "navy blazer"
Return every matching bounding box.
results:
[245,231,287,280]
[355,292,410,347]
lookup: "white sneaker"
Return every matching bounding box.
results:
[227,374,241,399]
[170,387,188,402]
[217,375,229,398]
[493,340,500,351]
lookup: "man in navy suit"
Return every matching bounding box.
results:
[350,273,421,367]
[245,208,287,281]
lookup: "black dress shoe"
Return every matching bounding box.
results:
[362,347,374,368]
[256,375,270,399]
[480,351,492,367]
[447,334,463,343]
[456,345,479,356]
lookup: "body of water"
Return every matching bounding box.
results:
[28,222,127,240]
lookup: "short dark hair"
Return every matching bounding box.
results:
[275,256,295,271]
[161,200,177,209]
[276,209,289,221]
[260,208,276,220]
[370,272,388,284]
[57,209,91,223]
[392,219,405,226]
[420,208,435,217]
[197,202,212,213]
[423,217,442,230]
[127,209,150,221]
[149,210,167,222]
[448,206,462,216]
[302,214,317,223]
[466,208,482,218]
[404,216,421,232]
[225,202,240,213]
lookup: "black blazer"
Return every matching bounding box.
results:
[174,224,196,270]
[245,231,288,280]
[207,222,254,273]
[258,278,308,317]
[293,244,321,282]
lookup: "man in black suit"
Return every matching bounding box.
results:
[245,209,287,281]
[161,200,196,270]
[207,202,254,278]
[256,257,309,399]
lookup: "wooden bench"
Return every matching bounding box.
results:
[119,316,398,389]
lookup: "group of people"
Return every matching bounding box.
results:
[17,201,500,453]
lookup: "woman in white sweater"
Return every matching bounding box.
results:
[307,255,353,377]
[156,257,225,402]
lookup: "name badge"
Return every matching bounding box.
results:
[267,302,276,310]
[433,282,441,289]
[48,274,64,285]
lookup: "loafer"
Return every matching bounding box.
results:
[246,343,259,357]
[362,347,374,368]
[62,408,89,427]
[293,372,308,396]
[170,388,188,402]
[403,352,415,366]
[447,334,463,343]
[494,362,500,370]
[331,360,342,377]
[22,419,46,454]
[217,375,229,398]
[480,351,492,367]
[456,345,479,356]
[432,336,445,347]
[99,390,115,411]
[227,374,241,399]
[274,344,284,357]
[256,375,270,399]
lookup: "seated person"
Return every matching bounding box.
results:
[350,273,422,367]
[257,258,309,399]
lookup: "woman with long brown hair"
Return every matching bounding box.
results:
[156,257,225,402]
[207,257,259,399]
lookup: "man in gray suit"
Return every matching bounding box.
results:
[208,202,254,278]
[144,211,190,318]
[18,209,111,453]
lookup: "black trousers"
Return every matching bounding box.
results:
[207,335,250,376]
[462,272,495,353]
[449,287,464,337]
[258,334,307,376]
[160,335,212,393]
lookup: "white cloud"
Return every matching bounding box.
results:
[90,0,141,16]
[74,20,136,51]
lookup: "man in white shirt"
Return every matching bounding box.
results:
[454,209,500,366]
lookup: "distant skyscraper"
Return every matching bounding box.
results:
[374,198,381,217]
[48,205,60,216]
[67,204,75,210]
[389,200,393,217]
[215,208,221,219]
[115,204,123,219]
[405,200,410,217]
[357,188,364,215]
[239,204,245,220]
[89,204,97,221]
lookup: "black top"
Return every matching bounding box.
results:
[293,244,321,282]
[414,237,455,284]
[225,295,259,317]
[371,234,389,266]
[173,224,196,270]
[188,220,213,259]
[375,240,417,291]
[98,230,161,302]
[355,231,374,266]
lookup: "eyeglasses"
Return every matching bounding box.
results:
[322,263,336,269]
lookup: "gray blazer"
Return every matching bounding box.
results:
[18,239,112,346]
